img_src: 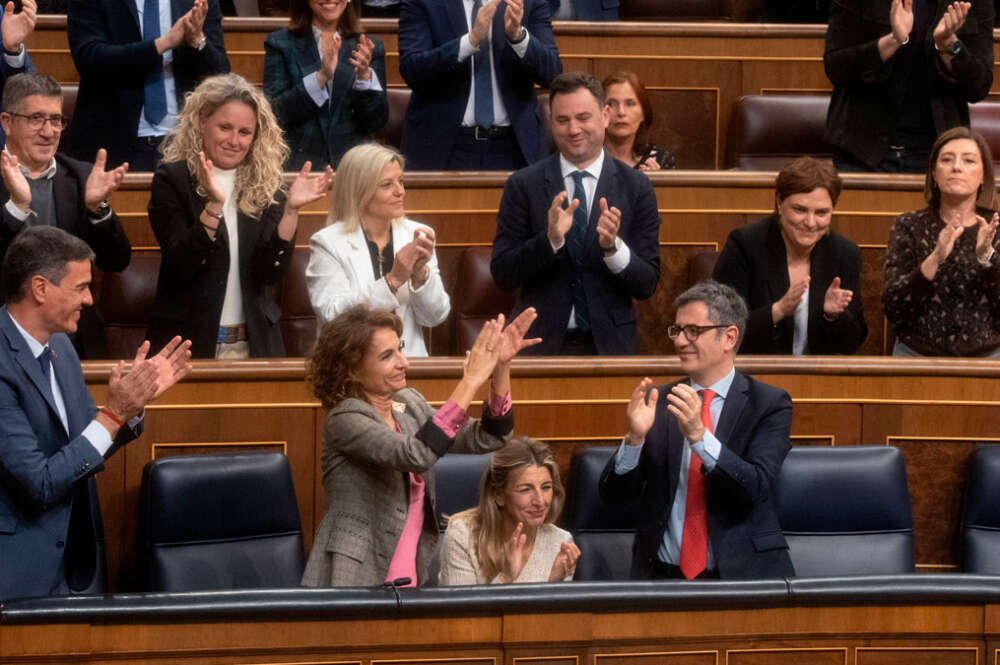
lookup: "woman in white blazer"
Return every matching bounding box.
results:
[307,143,450,356]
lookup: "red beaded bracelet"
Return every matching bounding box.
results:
[99,407,124,428]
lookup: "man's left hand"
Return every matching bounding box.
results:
[504,0,524,41]
[1,0,35,54]
[85,149,128,213]
[666,383,706,443]
[596,197,621,251]
[183,0,207,48]
[933,1,970,50]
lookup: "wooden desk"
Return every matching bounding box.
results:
[82,356,1000,590]
[26,18,1000,167]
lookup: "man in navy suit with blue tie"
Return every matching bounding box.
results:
[67,0,229,170]
[398,0,561,170]
[0,226,191,600]
[490,71,661,355]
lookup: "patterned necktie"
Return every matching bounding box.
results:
[471,0,494,129]
[679,388,715,579]
[142,0,168,125]
[567,170,590,332]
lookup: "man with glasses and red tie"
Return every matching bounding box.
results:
[600,280,795,580]
[0,73,131,358]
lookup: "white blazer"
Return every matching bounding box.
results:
[306,217,451,356]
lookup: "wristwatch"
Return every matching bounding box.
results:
[509,27,527,44]
[948,38,963,56]
[89,200,111,218]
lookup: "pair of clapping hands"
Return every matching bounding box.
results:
[98,337,193,433]
[547,192,622,254]
[1,149,127,217]
[317,33,378,87]
[502,522,581,583]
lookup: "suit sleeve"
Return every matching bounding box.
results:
[398,0,466,92]
[823,0,894,86]
[147,163,221,290]
[713,229,777,349]
[505,0,561,87]
[941,0,994,102]
[68,0,166,79]
[490,172,561,291]
[83,211,132,273]
[248,194,295,287]
[263,32,323,130]
[306,230,400,324]
[708,387,792,508]
[353,39,389,135]
[599,443,645,506]
[408,247,452,328]
[610,176,660,300]
[170,0,231,80]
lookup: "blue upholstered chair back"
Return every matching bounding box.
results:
[961,445,1000,573]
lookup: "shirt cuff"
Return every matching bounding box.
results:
[459,34,476,61]
[432,399,470,438]
[3,43,25,68]
[83,420,113,456]
[354,69,383,91]
[690,431,721,472]
[509,30,530,58]
[5,198,30,222]
[487,389,511,416]
[304,72,330,106]
[614,437,642,473]
[549,235,565,253]
[603,238,631,274]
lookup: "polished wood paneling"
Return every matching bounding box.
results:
[595,652,718,665]
[727,649,846,665]
[855,647,980,665]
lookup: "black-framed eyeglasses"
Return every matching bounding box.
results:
[10,112,69,131]
[667,324,729,341]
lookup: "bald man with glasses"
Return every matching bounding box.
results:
[0,73,131,358]
[600,280,795,581]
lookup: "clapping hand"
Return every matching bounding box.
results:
[286,160,333,212]
[317,32,342,88]
[666,383,705,443]
[504,0,524,41]
[494,307,541,364]
[823,276,854,319]
[772,276,809,322]
[350,34,375,82]
[463,316,502,387]
[1,0,35,54]
[975,212,998,264]
[626,377,658,446]
[195,151,225,206]
[547,191,579,246]
[470,0,500,48]
[183,0,207,48]
[595,197,621,251]
[84,149,128,214]
[933,1,970,51]
[0,150,30,212]
[548,541,581,581]
[889,0,914,46]
[501,521,529,583]
[105,336,193,423]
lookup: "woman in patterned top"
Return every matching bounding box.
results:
[883,127,1000,356]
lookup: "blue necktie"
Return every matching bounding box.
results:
[37,346,51,379]
[471,0,494,129]
[567,171,590,332]
[143,0,168,125]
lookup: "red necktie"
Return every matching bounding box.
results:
[679,388,715,579]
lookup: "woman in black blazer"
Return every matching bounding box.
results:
[263,0,388,170]
[146,73,333,359]
[713,156,867,355]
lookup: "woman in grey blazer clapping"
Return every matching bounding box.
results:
[300,304,540,587]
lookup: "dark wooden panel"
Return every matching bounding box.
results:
[728,649,846,665]
[856,647,979,665]
[595,652,718,665]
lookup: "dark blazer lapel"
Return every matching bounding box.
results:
[806,232,834,349]
[328,40,356,122]
[120,0,140,31]
[543,154,566,231]
[587,156,616,251]
[51,342,87,436]
[52,164,78,234]
[0,310,60,422]
[715,371,749,454]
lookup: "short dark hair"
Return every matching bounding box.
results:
[924,126,996,210]
[3,226,95,304]
[775,156,843,207]
[549,71,605,108]
[674,280,748,351]
[306,304,404,408]
[3,73,62,114]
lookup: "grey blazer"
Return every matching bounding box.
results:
[301,387,513,587]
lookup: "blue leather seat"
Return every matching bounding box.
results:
[776,445,915,576]
[138,452,305,591]
[434,453,492,532]
[960,445,1000,573]
[563,446,639,580]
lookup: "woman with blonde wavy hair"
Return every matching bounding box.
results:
[439,437,580,585]
[146,73,333,359]
[306,142,449,356]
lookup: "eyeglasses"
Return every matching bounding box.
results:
[10,113,69,131]
[667,324,729,341]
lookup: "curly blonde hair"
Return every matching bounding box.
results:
[161,73,289,218]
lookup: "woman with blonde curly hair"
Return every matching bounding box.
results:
[301,303,541,587]
[146,73,333,358]
[439,436,580,585]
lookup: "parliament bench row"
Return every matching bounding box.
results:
[131,442,1000,595]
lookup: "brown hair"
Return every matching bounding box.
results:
[924,126,996,211]
[451,437,565,582]
[774,156,843,208]
[288,0,361,38]
[601,71,654,152]
[306,304,403,408]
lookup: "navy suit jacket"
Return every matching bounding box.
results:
[599,371,795,580]
[546,0,618,20]
[490,153,661,355]
[398,0,561,170]
[66,0,230,167]
[263,29,388,170]
[0,308,138,600]
[713,214,868,355]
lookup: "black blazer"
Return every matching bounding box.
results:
[67,0,230,167]
[490,153,661,355]
[263,29,388,170]
[145,161,294,358]
[713,214,867,355]
[599,371,795,580]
